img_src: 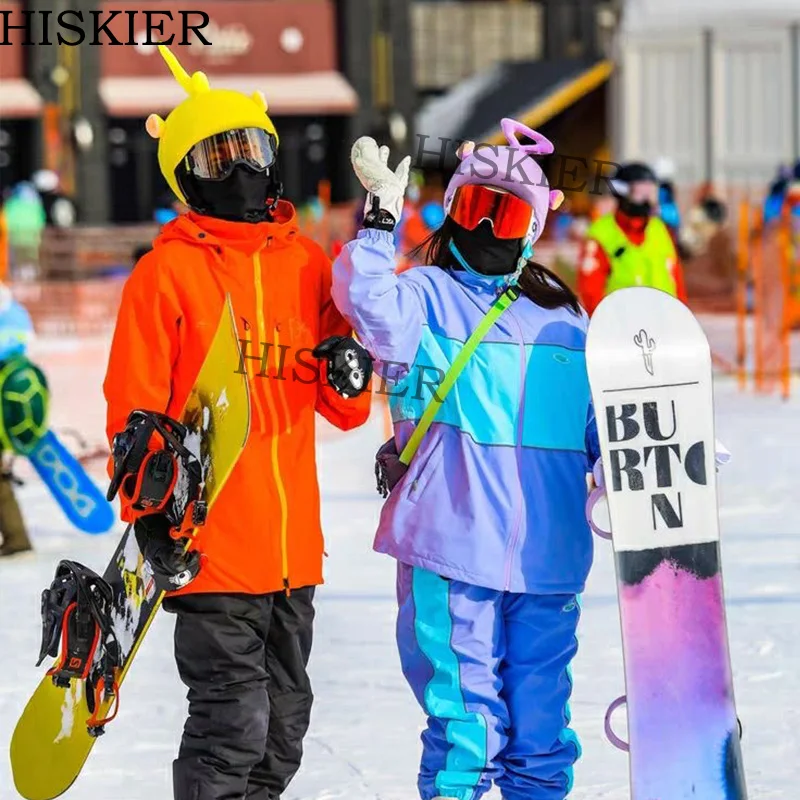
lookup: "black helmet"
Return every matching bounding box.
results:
[610,162,658,218]
[610,162,658,194]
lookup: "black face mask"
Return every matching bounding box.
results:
[619,196,652,219]
[449,219,523,276]
[177,162,282,223]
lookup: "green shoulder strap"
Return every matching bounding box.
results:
[399,285,520,466]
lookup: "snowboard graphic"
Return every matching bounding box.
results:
[10,296,250,800]
[28,430,115,535]
[585,287,747,799]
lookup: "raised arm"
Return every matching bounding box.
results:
[332,228,424,373]
[331,136,426,378]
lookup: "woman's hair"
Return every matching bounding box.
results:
[410,216,581,314]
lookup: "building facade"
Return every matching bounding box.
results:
[410,0,619,212]
[1,0,417,222]
[614,0,800,193]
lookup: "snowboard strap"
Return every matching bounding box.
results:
[108,410,207,535]
[398,285,520,466]
[38,561,123,735]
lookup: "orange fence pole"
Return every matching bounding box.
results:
[736,199,749,391]
[779,210,792,400]
[753,206,765,393]
[318,180,332,256]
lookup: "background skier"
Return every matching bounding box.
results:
[103,45,372,800]
[0,282,35,557]
[577,162,688,315]
[332,120,600,800]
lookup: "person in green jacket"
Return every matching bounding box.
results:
[3,182,46,278]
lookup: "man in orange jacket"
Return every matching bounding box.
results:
[103,46,372,800]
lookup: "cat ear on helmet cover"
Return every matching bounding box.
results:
[145,114,165,139]
[549,190,565,210]
[500,118,554,156]
[456,140,476,160]
[252,91,268,112]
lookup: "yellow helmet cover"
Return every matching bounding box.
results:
[146,45,279,203]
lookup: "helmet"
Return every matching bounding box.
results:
[145,45,279,205]
[609,162,658,196]
[420,201,445,230]
[653,157,675,182]
[32,170,59,194]
[610,162,658,218]
[443,118,564,248]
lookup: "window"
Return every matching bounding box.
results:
[412,1,544,90]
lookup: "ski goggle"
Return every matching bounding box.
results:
[184,128,277,181]
[449,184,533,239]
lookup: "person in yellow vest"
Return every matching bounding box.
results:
[577,162,687,315]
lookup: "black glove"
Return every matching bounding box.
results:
[312,336,373,398]
[134,515,201,593]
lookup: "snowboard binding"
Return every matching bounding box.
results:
[108,409,207,535]
[37,560,122,736]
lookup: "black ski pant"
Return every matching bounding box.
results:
[163,588,315,800]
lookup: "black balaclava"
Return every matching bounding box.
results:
[448,219,524,277]
[176,161,283,224]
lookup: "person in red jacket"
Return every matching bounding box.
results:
[578,162,687,315]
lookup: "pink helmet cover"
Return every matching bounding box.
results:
[443,118,563,245]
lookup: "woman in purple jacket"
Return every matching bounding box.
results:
[332,119,600,800]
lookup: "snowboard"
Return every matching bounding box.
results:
[10,295,250,800]
[28,430,116,535]
[585,287,747,799]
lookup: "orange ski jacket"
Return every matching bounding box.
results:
[104,203,371,595]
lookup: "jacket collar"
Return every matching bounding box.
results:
[156,200,300,256]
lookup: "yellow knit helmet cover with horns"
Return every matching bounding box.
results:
[146,45,279,203]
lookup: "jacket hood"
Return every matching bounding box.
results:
[155,200,300,255]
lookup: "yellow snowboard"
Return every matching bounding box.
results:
[10,295,250,800]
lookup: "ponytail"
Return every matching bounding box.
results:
[516,260,581,314]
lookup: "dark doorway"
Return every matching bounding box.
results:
[0,119,37,195]
[107,117,161,223]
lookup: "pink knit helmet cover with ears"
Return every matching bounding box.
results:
[443,118,561,245]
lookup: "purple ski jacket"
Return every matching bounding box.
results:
[333,229,599,594]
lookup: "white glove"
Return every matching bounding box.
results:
[351,137,411,225]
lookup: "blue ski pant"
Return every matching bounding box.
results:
[396,564,582,800]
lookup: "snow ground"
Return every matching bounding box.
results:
[0,337,798,800]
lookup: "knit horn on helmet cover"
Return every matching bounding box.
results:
[145,45,279,204]
[443,118,564,248]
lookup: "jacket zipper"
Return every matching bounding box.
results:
[253,251,291,592]
[503,303,527,591]
[274,326,293,436]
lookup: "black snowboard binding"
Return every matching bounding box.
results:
[108,410,207,533]
[37,560,122,736]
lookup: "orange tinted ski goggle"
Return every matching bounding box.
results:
[449,184,533,239]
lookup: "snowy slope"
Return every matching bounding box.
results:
[0,352,797,798]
